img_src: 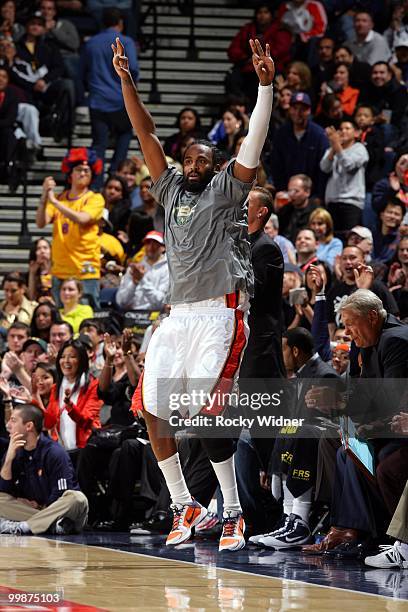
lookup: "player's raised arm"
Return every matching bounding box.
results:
[233,39,275,184]
[112,37,167,183]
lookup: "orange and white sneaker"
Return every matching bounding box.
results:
[219,512,246,552]
[166,500,207,546]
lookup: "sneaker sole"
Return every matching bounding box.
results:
[260,536,312,549]
[364,560,403,569]
[219,537,246,552]
[166,507,208,546]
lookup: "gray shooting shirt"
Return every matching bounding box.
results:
[150,161,253,305]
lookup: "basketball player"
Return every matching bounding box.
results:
[112,37,274,551]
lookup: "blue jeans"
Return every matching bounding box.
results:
[90,108,133,189]
[52,276,100,309]
[63,55,85,106]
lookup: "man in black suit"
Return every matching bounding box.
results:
[342,288,408,424]
[303,289,408,555]
[236,186,285,534]
[249,327,339,548]
[241,186,285,382]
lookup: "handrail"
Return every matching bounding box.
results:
[19,148,31,248]
[138,2,161,103]
[176,0,198,60]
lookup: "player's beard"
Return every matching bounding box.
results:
[183,168,215,193]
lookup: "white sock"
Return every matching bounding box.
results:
[271,474,282,502]
[157,453,192,506]
[210,455,242,517]
[292,488,313,523]
[282,477,294,516]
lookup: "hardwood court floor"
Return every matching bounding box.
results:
[0,535,407,611]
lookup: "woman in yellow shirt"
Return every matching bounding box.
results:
[59,279,94,334]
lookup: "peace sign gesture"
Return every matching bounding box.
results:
[249,39,275,86]
[111,37,131,80]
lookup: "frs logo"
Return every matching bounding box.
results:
[292,469,311,479]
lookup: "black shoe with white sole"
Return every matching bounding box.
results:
[258,514,312,549]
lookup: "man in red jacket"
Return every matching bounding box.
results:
[226,3,291,108]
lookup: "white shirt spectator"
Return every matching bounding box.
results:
[116,255,169,311]
[346,13,391,65]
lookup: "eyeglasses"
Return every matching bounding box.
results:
[72,166,92,174]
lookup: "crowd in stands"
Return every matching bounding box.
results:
[0,0,407,573]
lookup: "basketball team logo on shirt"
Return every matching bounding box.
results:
[174,195,198,226]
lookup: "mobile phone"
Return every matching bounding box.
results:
[289,287,308,306]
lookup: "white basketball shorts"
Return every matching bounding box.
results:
[132,291,249,420]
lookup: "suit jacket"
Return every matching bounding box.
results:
[361,314,408,379]
[348,314,408,425]
[240,230,285,379]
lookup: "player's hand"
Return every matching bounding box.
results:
[64,389,72,405]
[112,37,131,79]
[250,39,275,86]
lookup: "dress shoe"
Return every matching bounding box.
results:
[330,539,376,560]
[323,540,360,558]
[93,519,128,532]
[301,526,359,554]
[130,511,172,535]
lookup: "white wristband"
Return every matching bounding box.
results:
[236,84,273,169]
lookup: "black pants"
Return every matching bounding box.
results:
[328,202,362,242]
[376,443,408,516]
[315,437,341,504]
[331,446,389,537]
[77,440,145,524]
